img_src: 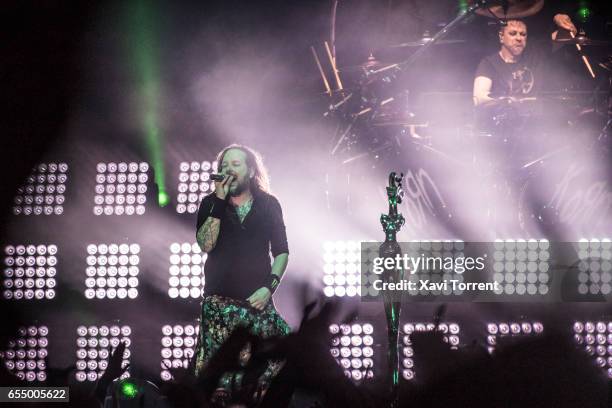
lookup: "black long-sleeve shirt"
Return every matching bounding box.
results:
[196,190,289,300]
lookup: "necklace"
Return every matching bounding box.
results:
[499,51,517,64]
[235,197,253,223]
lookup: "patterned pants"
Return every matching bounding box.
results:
[193,294,290,391]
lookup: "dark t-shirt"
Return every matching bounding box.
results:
[195,190,289,300]
[474,44,553,133]
[475,50,541,98]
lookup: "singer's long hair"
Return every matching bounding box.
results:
[216,144,270,194]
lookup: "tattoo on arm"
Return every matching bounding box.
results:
[196,217,220,252]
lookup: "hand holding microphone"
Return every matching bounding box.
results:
[212,173,234,200]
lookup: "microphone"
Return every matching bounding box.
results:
[210,174,235,182]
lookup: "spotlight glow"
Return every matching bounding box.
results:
[93,162,149,216]
[573,320,612,379]
[577,239,612,296]
[486,320,544,354]
[175,161,218,214]
[12,162,68,216]
[160,323,198,381]
[322,241,362,297]
[2,245,57,300]
[75,324,131,382]
[120,380,139,398]
[401,322,461,380]
[0,325,49,382]
[492,239,550,296]
[84,244,140,300]
[158,191,170,207]
[329,322,375,381]
[168,243,205,299]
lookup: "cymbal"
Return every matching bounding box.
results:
[553,36,612,46]
[371,121,428,127]
[338,54,397,73]
[321,88,357,95]
[539,94,578,102]
[371,111,426,127]
[389,38,465,48]
[471,0,544,19]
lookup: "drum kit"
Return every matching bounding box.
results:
[314,0,612,231]
[315,4,610,404]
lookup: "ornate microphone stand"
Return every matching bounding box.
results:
[379,172,405,407]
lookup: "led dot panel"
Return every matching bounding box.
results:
[75,325,131,382]
[0,326,48,382]
[160,324,199,381]
[322,241,362,298]
[577,239,612,296]
[176,161,218,214]
[329,323,375,381]
[84,244,140,300]
[573,321,612,379]
[13,162,68,216]
[93,162,149,216]
[168,243,206,299]
[492,239,550,296]
[401,322,461,381]
[486,321,544,354]
[2,244,57,300]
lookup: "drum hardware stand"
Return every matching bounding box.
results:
[599,58,612,143]
[313,1,495,165]
[370,0,491,77]
[330,119,356,156]
[521,146,569,170]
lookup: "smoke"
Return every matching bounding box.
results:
[3,1,610,335]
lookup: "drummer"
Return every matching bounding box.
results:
[473,14,577,107]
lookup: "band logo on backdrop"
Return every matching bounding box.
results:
[401,168,447,229]
[549,165,612,226]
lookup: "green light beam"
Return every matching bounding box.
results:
[126,0,168,207]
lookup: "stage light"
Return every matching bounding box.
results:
[2,244,57,300]
[577,239,612,296]
[577,2,592,23]
[176,161,218,214]
[160,324,198,381]
[486,320,543,354]
[329,323,375,381]
[322,241,361,297]
[12,162,68,216]
[0,325,48,382]
[401,322,461,381]
[158,191,170,207]
[573,320,612,379]
[75,324,131,382]
[120,379,139,398]
[84,244,140,300]
[168,243,205,299]
[492,239,550,296]
[93,162,149,216]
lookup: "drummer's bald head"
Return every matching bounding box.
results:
[499,19,527,35]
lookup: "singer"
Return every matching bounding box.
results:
[193,144,290,397]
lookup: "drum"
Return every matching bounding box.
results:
[517,146,612,236]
